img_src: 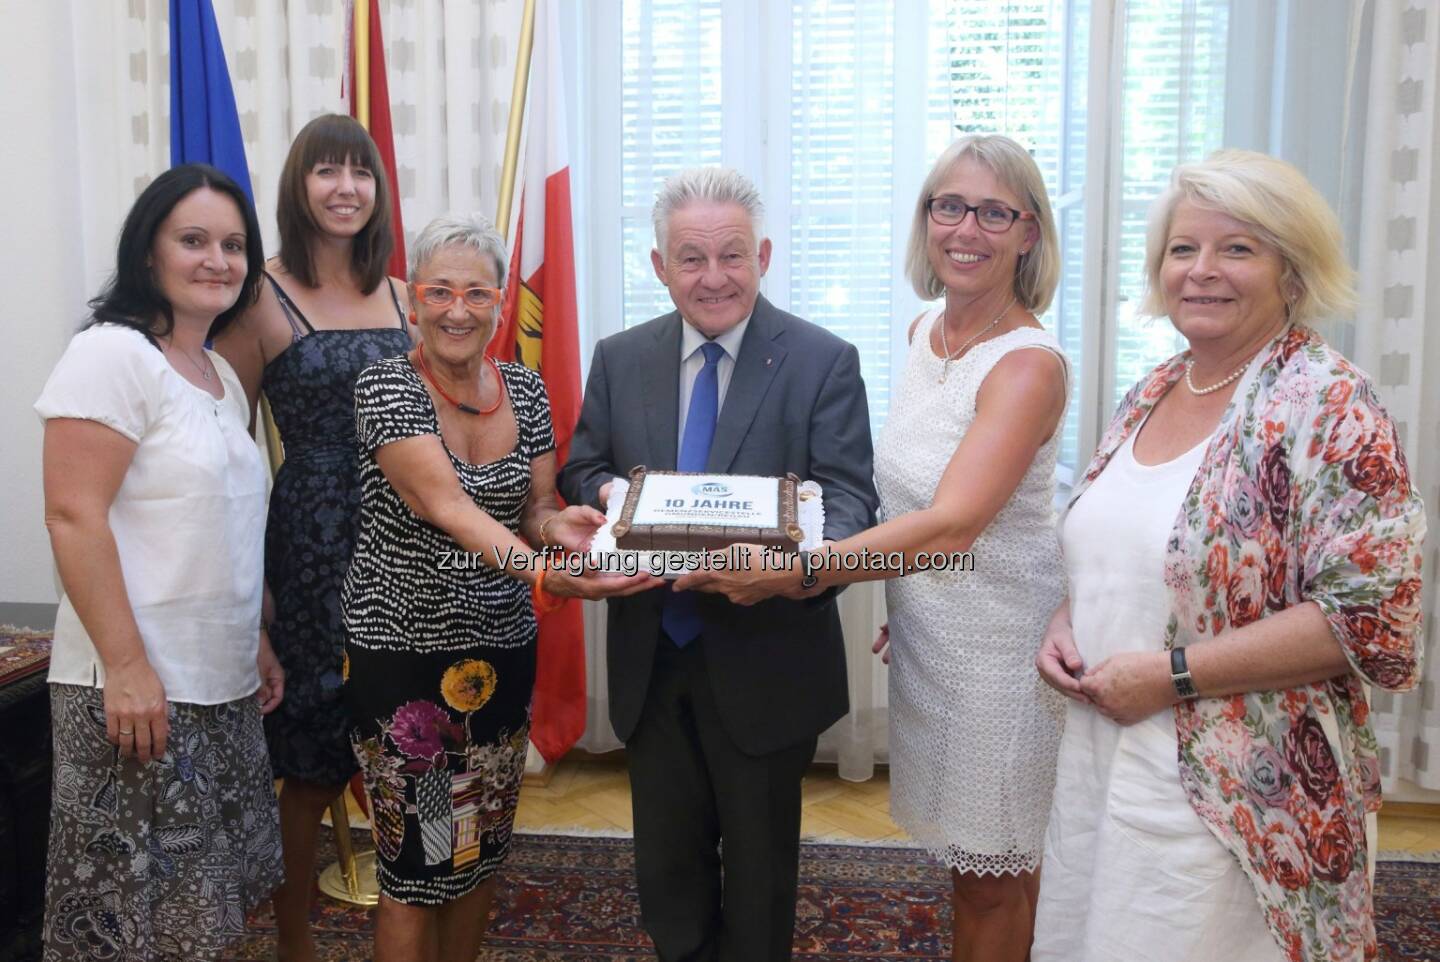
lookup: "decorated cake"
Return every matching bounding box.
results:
[610,467,806,553]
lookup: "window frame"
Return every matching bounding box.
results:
[568,0,1304,485]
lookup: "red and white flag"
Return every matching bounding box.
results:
[491,0,584,765]
[346,0,407,279]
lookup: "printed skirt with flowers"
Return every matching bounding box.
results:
[345,642,535,905]
[42,683,283,962]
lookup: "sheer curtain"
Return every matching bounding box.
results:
[1340,0,1440,796]
[71,0,524,293]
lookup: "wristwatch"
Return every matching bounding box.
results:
[1170,646,1198,700]
[798,550,820,590]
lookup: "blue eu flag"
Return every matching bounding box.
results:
[169,0,253,202]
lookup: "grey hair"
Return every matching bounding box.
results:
[408,213,509,291]
[652,167,766,253]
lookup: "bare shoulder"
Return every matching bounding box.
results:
[906,309,930,345]
[387,275,417,343]
[212,266,294,375]
[983,339,1068,405]
[387,275,410,308]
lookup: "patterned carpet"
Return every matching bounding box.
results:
[225,830,1440,961]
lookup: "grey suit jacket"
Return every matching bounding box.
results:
[560,294,878,755]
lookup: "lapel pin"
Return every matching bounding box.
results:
[765,357,773,366]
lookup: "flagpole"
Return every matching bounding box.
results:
[496,0,537,239]
[353,0,370,127]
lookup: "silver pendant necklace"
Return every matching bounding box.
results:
[166,338,214,381]
[938,296,1016,384]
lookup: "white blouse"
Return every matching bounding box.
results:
[1033,428,1284,962]
[35,323,267,705]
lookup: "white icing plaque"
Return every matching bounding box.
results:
[628,473,780,529]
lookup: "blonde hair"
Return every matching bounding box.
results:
[904,135,1060,313]
[1139,149,1355,324]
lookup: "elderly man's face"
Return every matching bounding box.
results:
[651,200,772,338]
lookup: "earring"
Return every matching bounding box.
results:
[408,310,416,324]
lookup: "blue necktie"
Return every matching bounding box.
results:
[662,341,725,647]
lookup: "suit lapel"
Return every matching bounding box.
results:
[708,296,786,472]
[641,313,683,470]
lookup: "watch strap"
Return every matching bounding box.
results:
[1170,645,1198,699]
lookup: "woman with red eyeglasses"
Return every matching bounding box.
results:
[341,213,656,962]
[213,114,413,962]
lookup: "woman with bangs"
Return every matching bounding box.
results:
[215,113,412,962]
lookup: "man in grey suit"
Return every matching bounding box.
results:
[559,168,878,961]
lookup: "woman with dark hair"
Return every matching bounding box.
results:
[36,163,283,960]
[214,113,412,959]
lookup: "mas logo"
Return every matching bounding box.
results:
[692,482,731,498]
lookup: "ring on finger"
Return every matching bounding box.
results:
[118,728,135,736]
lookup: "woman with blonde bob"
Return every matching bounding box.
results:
[679,134,1070,961]
[1033,150,1425,962]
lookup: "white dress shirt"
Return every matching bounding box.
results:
[676,314,751,451]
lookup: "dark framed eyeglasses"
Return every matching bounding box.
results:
[414,284,503,310]
[926,195,1035,233]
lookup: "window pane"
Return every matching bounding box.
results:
[789,0,895,433]
[1111,0,1229,406]
[929,0,1083,471]
[620,0,723,328]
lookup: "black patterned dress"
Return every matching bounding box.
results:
[261,275,411,785]
[343,355,553,905]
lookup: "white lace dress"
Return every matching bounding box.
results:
[875,309,1067,877]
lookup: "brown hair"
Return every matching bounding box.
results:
[275,114,394,293]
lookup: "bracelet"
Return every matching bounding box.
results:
[539,513,559,548]
[531,563,566,615]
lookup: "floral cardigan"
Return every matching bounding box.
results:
[1070,325,1425,962]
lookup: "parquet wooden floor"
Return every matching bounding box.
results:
[512,755,1440,854]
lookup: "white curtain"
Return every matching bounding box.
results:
[1342,0,1440,793]
[73,0,525,291]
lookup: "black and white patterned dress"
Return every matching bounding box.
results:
[342,355,553,905]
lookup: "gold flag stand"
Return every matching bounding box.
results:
[492,0,554,788]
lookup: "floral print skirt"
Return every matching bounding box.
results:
[42,683,282,962]
[346,641,534,906]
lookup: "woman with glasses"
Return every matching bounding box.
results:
[212,113,412,961]
[675,134,1068,961]
[343,214,657,962]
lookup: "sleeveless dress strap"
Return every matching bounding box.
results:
[386,278,408,329]
[264,273,316,338]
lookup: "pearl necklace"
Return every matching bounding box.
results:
[938,296,1017,384]
[1183,358,1249,395]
